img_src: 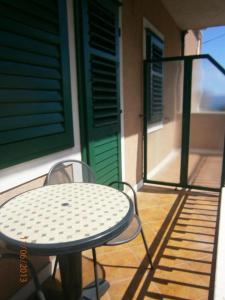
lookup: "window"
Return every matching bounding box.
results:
[0,0,74,169]
[145,29,164,125]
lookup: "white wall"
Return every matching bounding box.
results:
[0,0,81,193]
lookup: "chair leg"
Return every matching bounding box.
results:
[92,248,100,300]
[140,229,153,268]
[52,256,59,279]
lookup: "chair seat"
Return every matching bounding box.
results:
[105,214,141,246]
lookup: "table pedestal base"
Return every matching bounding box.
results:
[59,252,109,300]
[83,279,110,300]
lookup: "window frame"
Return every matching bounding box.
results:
[143,19,164,133]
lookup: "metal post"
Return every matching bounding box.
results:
[180,57,192,187]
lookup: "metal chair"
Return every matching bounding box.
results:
[105,181,153,267]
[46,159,96,185]
[45,159,100,299]
[0,252,46,300]
[90,181,153,298]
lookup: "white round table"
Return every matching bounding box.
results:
[0,183,134,299]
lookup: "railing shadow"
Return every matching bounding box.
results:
[112,188,220,299]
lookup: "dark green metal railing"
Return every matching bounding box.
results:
[144,54,225,191]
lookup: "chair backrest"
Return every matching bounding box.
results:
[46,160,96,185]
[108,181,139,215]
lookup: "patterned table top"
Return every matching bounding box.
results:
[0,183,133,254]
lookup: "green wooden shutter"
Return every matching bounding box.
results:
[0,0,73,169]
[77,0,121,184]
[146,30,164,124]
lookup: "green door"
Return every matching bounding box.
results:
[75,0,122,184]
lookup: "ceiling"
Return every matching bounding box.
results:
[161,0,225,30]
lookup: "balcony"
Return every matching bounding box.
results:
[1,53,224,300]
[1,1,225,299]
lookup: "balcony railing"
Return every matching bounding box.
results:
[144,54,225,191]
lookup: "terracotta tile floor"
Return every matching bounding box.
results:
[40,185,220,300]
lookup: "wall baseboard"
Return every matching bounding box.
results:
[133,179,144,192]
[147,149,179,180]
[189,148,222,156]
[124,179,144,200]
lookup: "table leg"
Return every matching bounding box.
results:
[58,252,110,300]
[58,252,82,300]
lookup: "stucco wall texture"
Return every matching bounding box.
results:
[185,30,201,55]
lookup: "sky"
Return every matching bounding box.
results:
[201,26,225,68]
[200,26,225,109]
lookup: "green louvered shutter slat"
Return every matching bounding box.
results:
[146,30,164,124]
[79,0,121,184]
[0,0,73,169]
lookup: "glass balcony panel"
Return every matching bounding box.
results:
[146,60,184,184]
[188,59,225,188]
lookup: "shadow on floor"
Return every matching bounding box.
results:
[117,188,220,300]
